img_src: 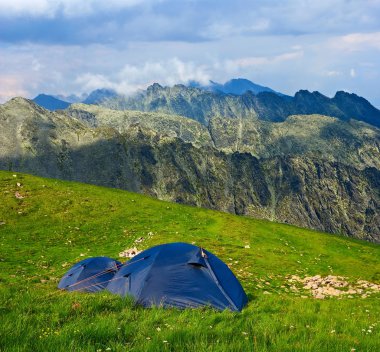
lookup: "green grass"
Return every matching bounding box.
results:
[0,170,379,352]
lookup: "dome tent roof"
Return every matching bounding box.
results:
[58,256,121,292]
[107,242,248,311]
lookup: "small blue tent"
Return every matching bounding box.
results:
[58,256,121,292]
[107,242,248,311]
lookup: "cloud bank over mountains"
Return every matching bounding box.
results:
[0,0,379,106]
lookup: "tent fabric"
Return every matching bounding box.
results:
[58,256,121,292]
[106,242,248,311]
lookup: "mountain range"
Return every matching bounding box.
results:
[94,84,380,128]
[1,90,379,242]
[33,79,380,129]
[32,78,282,111]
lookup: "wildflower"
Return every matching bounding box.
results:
[146,337,151,340]
[242,332,248,335]
[163,340,168,343]
[156,327,161,332]
[330,330,335,334]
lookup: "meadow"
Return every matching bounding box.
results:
[0,171,379,351]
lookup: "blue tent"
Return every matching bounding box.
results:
[58,256,121,292]
[107,242,248,311]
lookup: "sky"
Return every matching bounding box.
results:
[0,0,380,107]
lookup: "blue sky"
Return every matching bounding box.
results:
[0,0,380,107]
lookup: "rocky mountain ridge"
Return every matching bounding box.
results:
[96,84,380,128]
[68,103,380,170]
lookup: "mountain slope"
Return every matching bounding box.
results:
[1,98,379,242]
[33,94,71,111]
[0,171,379,351]
[70,104,380,171]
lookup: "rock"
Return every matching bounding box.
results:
[15,191,24,199]
[119,247,141,258]
[288,274,380,299]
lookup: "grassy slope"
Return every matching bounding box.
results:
[0,171,379,352]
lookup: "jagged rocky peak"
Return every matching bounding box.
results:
[3,97,45,112]
[294,90,328,99]
[82,88,119,104]
[6,96,33,105]
[333,90,374,107]
[147,83,164,93]
[32,94,71,111]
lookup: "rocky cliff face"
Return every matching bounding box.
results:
[1,98,379,242]
[69,104,380,171]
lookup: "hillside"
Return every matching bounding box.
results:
[1,98,379,242]
[0,171,379,351]
[69,103,380,170]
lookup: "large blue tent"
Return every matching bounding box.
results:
[107,242,248,311]
[58,256,121,292]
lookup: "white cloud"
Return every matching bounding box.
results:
[331,31,380,51]
[325,70,342,77]
[203,19,271,39]
[224,50,304,70]
[350,68,357,77]
[75,58,211,95]
[0,0,149,18]
[32,59,43,72]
